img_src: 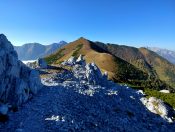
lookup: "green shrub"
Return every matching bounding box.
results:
[144,88,175,109]
[72,44,83,57]
[44,48,65,64]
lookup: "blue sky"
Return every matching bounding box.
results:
[0,0,174,49]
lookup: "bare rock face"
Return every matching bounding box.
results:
[62,55,86,66]
[0,34,42,113]
[76,54,86,66]
[85,62,104,85]
[62,56,76,66]
[37,58,47,68]
[62,55,109,86]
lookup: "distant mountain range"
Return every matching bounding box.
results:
[148,47,175,64]
[14,41,67,60]
[44,38,175,92]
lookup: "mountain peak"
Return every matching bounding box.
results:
[0,33,6,38]
[0,34,8,43]
[14,41,66,60]
[58,40,67,45]
[0,34,14,51]
[77,37,89,41]
[79,37,86,39]
[73,37,91,45]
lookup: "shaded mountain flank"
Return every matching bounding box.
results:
[44,37,175,92]
[14,41,67,60]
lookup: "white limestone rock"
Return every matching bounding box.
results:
[22,60,37,69]
[85,62,104,85]
[62,55,109,86]
[76,54,86,66]
[140,97,175,122]
[0,34,42,111]
[62,56,76,66]
[62,55,86,66]
[136,90,145,96]
[25,61,37,69]
[159,89,170,93]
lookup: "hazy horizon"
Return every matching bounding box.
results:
[11,37,175,51]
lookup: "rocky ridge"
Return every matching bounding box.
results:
[1,53,175,131]
[0,34,42,115]
[41,55,175,131]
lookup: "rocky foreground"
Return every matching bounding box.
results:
[0,34,175,131]
[0,54,175,131]
[0,34,42,112]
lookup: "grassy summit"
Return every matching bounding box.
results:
[44,37,175,92]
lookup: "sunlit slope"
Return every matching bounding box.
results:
[45,38,146,81]
[45,38,174,91]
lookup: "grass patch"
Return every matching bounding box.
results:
[72,44,83,57]
[44,48,65,64]
[144,88,175,109]
[120,82,175,109]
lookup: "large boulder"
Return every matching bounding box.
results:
[76,54,86,66]
[62,55,86,66]
[85,62,108,85]
[0,34,42,114]
[62,56,76,66]
[62,55,109,86]
[37,58,47,68]
[140,97,175,122]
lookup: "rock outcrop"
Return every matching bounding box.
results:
[40,56,175,131]
[62,56,77,66]
[62,55,108,86]
[57,56,175,122]
[76,54,86,66]
[0,34,42,114]
[24,58,47,69]
[85,62,104,85]
[141,97,175,122]
[37,58,47,68]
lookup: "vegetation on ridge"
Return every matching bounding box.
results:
[44,37,175,92]
[144,88,175,109]
[72,44,83,57]
[44,48,65,64]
